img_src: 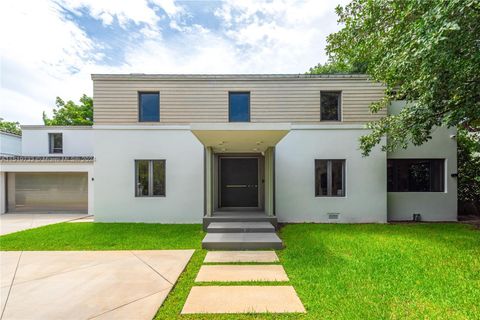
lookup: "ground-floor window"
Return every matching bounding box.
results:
[315,159,345,197]
[387,159,444,192]
[135,160,166,196]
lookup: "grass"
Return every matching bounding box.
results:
[1,222,479,319]
[0,222,204,250]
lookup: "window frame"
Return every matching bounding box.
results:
[387,158,445,192]
[138,91,160,122]
[48,133,63,154]
[315,159,346,197]
[228,91,251,122]
[135,159,166,197]
[320,91,342,121]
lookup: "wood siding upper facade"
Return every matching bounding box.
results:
[92,74,386,125]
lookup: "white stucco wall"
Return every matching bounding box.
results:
[275,126,387,223]
[93,126,204,223]
[0,163,94,214]
[387,102,457,221]
[21,126,93,156]
[0,132,22,156]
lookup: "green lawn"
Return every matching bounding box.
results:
[1,222,479,319]
[0,223,204,250]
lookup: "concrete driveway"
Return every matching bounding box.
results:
[1,250,194,319]
[0,213,89,236]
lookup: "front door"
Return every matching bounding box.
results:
[220,158,258,207]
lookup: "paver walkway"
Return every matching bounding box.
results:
[196,265,289,282]
[204,250,279,263]
[0,213,89,235]
[182,251,305,314]
[1,250,194,320]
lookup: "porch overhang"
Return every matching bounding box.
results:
[191,123,291,153]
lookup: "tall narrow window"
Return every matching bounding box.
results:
[49,133,63,154]
[387,159,444,192]
[320,91,341,121]
[139,92,160,122]
[315,160,345,196]
[135,160,165,196]
[229,92,250,122]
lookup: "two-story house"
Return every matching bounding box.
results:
[0,74,457,230]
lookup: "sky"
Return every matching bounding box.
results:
[0,0,349,124]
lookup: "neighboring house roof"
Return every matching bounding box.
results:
[0,156,94,163]
[91,73,370,81]
[0,131,22,138]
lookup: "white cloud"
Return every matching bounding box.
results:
[0,0,98,124]
[58,0,160,28]
[151,0,185,18]
[1,0,348,124]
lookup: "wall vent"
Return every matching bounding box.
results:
[328,213,340,220]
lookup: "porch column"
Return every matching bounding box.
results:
[205,147,213,217]
[0,172,6,214]
[264,147,275,216]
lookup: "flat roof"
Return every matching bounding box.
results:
[21,125,93,130]
[0,156,94,163]
[91,73,370,81]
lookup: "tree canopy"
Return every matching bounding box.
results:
[0,119,21,135]
[319,0,479,155]
[308,60,366,74]
[43,94,93,126]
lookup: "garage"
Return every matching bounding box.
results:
[6,172,88,213]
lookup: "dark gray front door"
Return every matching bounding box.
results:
[220,158,258,207]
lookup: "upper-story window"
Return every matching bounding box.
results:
[387,159,445,192]
[48,133,63,154]
[229,92,250,122]
[139,92,160,122]
[320,91,341,121]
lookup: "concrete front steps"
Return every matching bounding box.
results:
[202,218,283,250]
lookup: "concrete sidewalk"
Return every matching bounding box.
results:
[1,250,194,320]
[0,213,89,235]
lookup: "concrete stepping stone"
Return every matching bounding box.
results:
[204,251,279,263]
[181,286,305,314]
[195,265,289,282]
[202,232,283,250]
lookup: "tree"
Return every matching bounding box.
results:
[0,118,21,135]
[308,60,367,74]
[43,94,93,125]
[323,0,480,156]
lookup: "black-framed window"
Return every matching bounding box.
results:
[229,92,250,122]
[139,92,160,122]
[320,91,341,121]
[387,159,445,192]
[48,133,63,154]
[315,159,345,196]
[135,160,165,196]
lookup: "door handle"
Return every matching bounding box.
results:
[225,184,258,188]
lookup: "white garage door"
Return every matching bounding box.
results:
[7,172,88,213]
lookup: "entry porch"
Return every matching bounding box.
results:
[191,123,290,250]
[191,122,290,219]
